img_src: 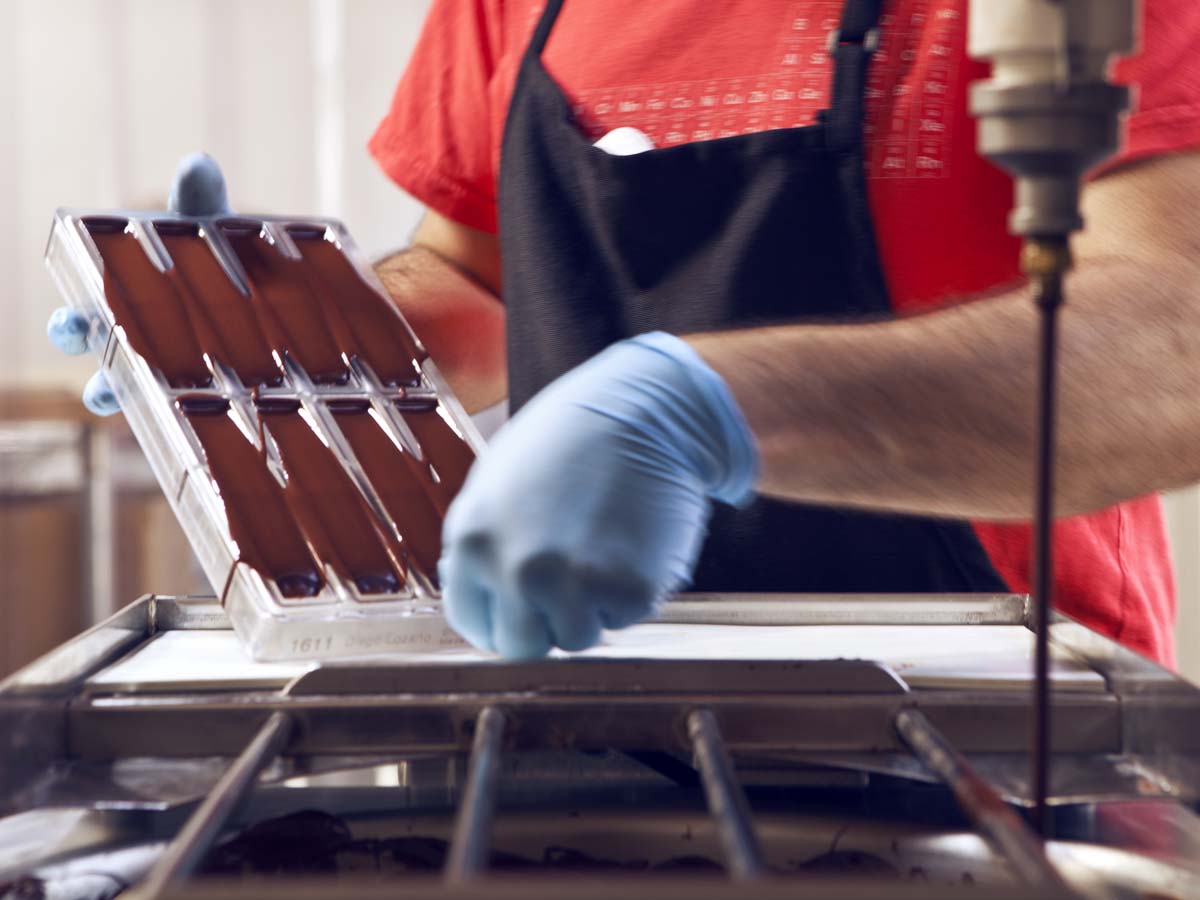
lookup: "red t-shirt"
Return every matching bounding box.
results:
[371,0,1200,666]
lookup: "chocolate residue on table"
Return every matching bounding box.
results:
[199,809,904,880]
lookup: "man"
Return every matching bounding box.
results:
[51,1,1200,665]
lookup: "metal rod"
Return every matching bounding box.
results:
[445,706,507,881]
[686,708,767,880]
[895,708,1070,891]
[140,711,292,898]
[86,421,115,625]
[1027,242,1069,839]
[656,592,1027,626]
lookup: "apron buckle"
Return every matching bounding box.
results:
[826,26,881,56]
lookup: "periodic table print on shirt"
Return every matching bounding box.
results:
[556,0,963,181]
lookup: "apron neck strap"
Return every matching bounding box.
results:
[837,0,885,46]
[526,0,566,59]
[827,0,885,153]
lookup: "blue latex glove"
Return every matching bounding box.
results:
[440,331,759,658]
[46,152,233,415]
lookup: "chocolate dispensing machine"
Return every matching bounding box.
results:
[4,1,1200,897]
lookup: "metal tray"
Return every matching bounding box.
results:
[44,209,484,661]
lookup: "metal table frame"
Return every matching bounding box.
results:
[3,593,1199,899]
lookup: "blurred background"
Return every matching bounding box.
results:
[1,0,1197,680]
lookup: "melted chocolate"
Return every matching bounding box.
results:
[84,218,212,388]
[154,222,284,388]
[257,400,404,594]
[288,226,426,386]
[219,220,350,385]
[206,810,350,875]
[201,810,742,877]
[329,402,445,583]
[399,404,475,509]
[180,398,322,599]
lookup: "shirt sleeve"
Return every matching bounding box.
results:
[368,0,505,233]
[1107,0,1200,169]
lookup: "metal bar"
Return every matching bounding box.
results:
[139,711,293,898]
[1,596,151,695]
[290,657,906,698]
[444,706,507,881]
[657,593,1028,626]
[86,421,115,626]
[67,691,1123,762]
[1028,247,1069,838]
[140,592,1032,633]
[687,708,767,880]
[129,876,1083,900]
[894,708,1070,891]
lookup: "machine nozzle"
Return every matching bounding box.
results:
[968,0,1136,238]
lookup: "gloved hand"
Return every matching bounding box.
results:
[440,331,759,658]
[46,152,233,415]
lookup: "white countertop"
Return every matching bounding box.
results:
[86,624,1105,694]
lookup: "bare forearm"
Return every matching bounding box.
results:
[689,255,1200,520]
[374,245,507,413]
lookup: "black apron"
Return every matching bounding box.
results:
[497,0,1008,594]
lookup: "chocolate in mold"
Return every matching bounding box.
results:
[153,221,284,388]
[329,402,445,583]
[400,404,475,507]
[84,218,213,388]
[257,401,405,594]
[219,220,351,385]
[179,397,323,599]
[287,226,426,386]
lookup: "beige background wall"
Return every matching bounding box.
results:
[0,0,1195,679]
[0,0,429,392]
